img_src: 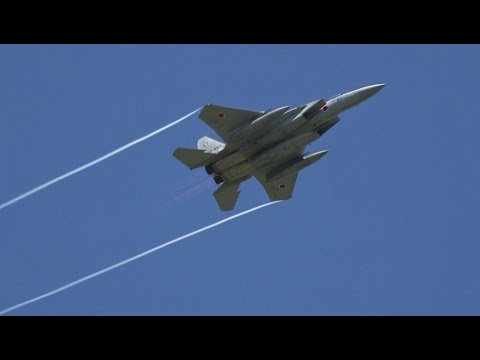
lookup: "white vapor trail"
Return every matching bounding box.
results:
[0,201,280,315]
[0,108,201,211]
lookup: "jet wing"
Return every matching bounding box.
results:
[258,172,299,201]
[255,146,304,201]
[199,104,263,141]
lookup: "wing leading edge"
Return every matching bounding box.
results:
[199,104,263,141]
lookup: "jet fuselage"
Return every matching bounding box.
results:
[210,84,385,184]
[173,84,385,210]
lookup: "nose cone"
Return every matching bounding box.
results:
[358,84,385,100]
[334,84,386,113]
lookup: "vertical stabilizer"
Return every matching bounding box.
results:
[197,136,225,154]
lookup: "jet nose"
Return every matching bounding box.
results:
[361,84,385,99]
[372,83,386,92]
[338,84,385,112]
[362,84,385,97]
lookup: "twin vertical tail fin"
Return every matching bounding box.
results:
[174,136,239,210]
[196,136,225,154]
[173,136,225,170]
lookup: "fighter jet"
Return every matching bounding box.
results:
[173,84,385,211]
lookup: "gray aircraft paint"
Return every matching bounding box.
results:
[173,84,385,211]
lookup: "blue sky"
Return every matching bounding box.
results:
[0,45,479,315]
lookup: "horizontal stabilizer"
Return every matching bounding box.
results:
[213,183,240,211]
[173,148,215,170]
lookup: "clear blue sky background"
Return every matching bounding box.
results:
[0,45,479,315]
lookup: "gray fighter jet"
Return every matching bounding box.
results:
[173,84,385,210]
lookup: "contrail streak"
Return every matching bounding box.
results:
[0,108,201,211]
[0,201,280,315]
